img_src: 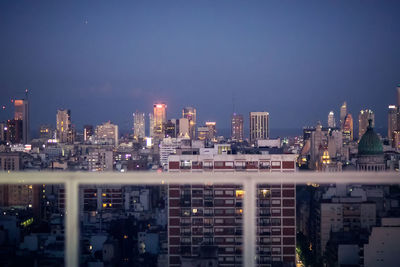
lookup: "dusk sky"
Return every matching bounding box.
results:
[1,1,400,136]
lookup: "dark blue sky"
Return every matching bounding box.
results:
[1,1,399,136]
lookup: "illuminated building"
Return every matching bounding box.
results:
[0,122,6,142]
[205,122,217,141]
[95,121,119,146]
[0,152,37,208]
[358,109,374,140]
[339,101,347,129]
[179,118,190,138]
[197,126,208,141]
[133,112,146,139]
[388,105,398,141]
[342,113,353,144]
[250,112,269,143]
[165,120,177,138]
[6,119,23,144]
[167,154,297,266]
[397,84,400,107]
[182,107,196,139]
[83,125,94,142]
[327,111,336,128]
[153,103,167,137]
[149,113,154,138]
[56,109,73,143]
[39,124,53,139]
[88,148,113,171]
[393,130,400,149]
[14,99,29,144]
[231,113,244,141]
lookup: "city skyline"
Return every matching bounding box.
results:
[1,1,400,133]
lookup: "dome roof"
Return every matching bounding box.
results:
[358,120,383,155]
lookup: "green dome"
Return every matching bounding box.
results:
[358,121,383,155]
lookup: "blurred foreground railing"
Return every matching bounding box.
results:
[0,171,399,267]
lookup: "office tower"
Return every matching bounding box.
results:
[182,107,196,139]
[339,101,347,129]
[149,113,154,138]
[388,105,397,141]
[95,121,119,146]
[205,121,217,141]
[178,118,190,138]
[14,99,29,144]
[327,111,336,128]
[167,154,297,266]
[165,120,177,138]
[56,109,72,143]
[87,148,113,171]
[153,103,167,137]
[0,122,6,142]
[358,109,374,139]
[342,113,354,143]
[197,126,208,141]
[83,125,94,142]
[231,113,244,141]
[133,112,146,139]
[397,84,400,107]
[39,124,53,139]
[250,112,269,142]
[6,119,23,143]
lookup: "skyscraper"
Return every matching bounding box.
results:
[153,103,167,137]
[358,109,374,139]
[14,99,29,144]
[182,107,196,139]
[343,113,354,143]
[250,112,269,142]
[39,124,53,139]
[397,84,400,107]
[56,109,72,143]
[149,113,154,138]
[388,105,398,141]
[231,113,244,141]
[83,125,94,142]
[133,112,146,139]
[327,111,336,128]
[95,121,119,146]
[205,121,217,141]
[339,101,347,129]
[178,118,190,138]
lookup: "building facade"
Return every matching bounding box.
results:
[328,111,336,128]
[358,109,374,140]
[231,114,244,141]
[56,109,73,143]
[133,112,146,139]
[95,121,119,146]
[182,107,196,140]
[153,103,167,137]
[250,112,269,143]
[14,99,29,144]
[167,154,297,266]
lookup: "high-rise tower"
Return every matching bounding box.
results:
[133,112,146,139]
[328,111,336,128]
[250,112,269,143]
[339,102,347,129]
[358,109,374,140]
[14,99,29,144]
[231,113,244,141]
[153,103,167,137]
[182,107,196,139]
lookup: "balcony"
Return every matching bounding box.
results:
[0,171,398,267]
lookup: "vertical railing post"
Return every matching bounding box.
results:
[243,176,256,267]
[65,177,79,267]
